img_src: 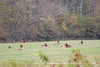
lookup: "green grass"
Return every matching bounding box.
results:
[0,40,100,63]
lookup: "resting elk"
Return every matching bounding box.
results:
[18,44,24,50]
[52,41,59,45]
[79,41,83,45]
[41,43,50,47]
[61,43,72,48]
[6,46,11,50]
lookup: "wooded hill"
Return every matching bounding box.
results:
[0,0,100,42]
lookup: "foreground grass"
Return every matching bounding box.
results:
[0,40,100,64]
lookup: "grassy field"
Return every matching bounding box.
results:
[0,40,100,63]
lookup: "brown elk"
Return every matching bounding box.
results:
[65,43,72,47]
[79,41,83,45]
[6,46,11,50]
[22,40,27,45]
[18,44,24,50]
[52,41,59,45]
[41,43,50,47]
[61,43,72,48]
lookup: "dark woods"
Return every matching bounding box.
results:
[0,0,100,42]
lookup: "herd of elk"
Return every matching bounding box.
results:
[6,40,26,50]
[6,40,83,50]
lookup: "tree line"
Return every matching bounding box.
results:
[0,0,100,42]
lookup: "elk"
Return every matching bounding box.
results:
[41,43,50,47]
[65,43,72,47]
[6,46,11,50]
[18,44,24,50]
[52,41,59,45]
[79,41,83,45]
[61,43,72,48]
[22,40,27,45]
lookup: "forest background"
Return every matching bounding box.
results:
[0,0,100,42]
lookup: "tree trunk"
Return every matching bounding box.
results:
[91,0,95,17]
[80,0,83,17]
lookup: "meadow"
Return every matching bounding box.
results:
[0,40,100,64]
